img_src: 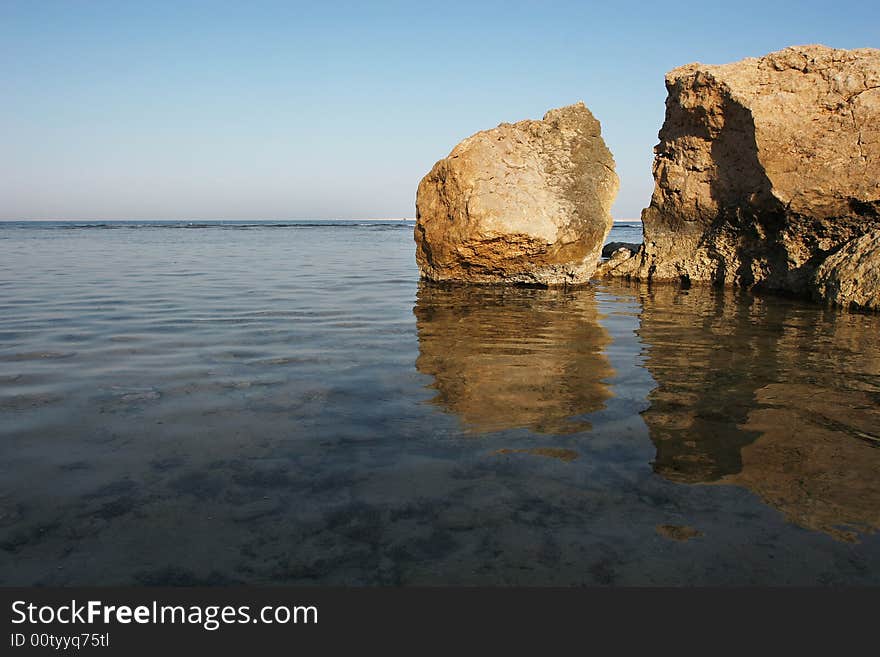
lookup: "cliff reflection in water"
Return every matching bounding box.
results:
[413,277,880,542]
[634,282,880,541]
[413,283,614,434]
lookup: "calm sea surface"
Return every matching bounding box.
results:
[1,220,879,585]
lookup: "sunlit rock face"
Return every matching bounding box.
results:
[813,228,880,311]
[633,281,880,541]
[605,45,880,296]
[413,284,613,433]
[414,102,618,285]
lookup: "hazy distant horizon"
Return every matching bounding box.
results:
[2,1,876,222]
[0,216,643,222]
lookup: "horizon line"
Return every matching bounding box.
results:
[0,217,644,223]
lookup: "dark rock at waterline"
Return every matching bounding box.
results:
[601,242,640,259]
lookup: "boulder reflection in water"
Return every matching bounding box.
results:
[413,283,614,434]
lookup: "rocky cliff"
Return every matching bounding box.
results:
[415,102,618,285]
[604,45,880,298]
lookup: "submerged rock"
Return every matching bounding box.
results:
[604,45,880,296]
[414,102,618,285]
[813,228,880,311]
[493,447,579,462]
[656,524,702,542]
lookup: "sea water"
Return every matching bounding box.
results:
[1,220,879,585]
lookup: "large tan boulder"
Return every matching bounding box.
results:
[414,102,618,285]
[813,228,880,311]
[606,45,880,294]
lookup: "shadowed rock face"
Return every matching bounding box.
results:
[631,281,880,541]
[414,102,618,285]
[606,45,880,296]
[413,283,613,433]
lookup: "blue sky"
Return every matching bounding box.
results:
[1,1,877,220]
